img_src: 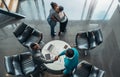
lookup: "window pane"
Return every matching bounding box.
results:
[40,0,118,20]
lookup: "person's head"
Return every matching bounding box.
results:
[65,49,74,59]
[50,2,58,9]
[55,6,64,13]
[30,43,41,50]
[59,6,64,12]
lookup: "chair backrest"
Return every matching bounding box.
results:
[13,23,43,48]
[13,23,27,37]
[73,61,92,77]
[4,55,23,76]
[4,52,35,76]
[73,61,105,77]
[4,56,14,75]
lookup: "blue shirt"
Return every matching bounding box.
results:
[59,48,79,74]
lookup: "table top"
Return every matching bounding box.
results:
[42,40,71,72]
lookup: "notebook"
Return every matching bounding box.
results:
[45,54,51,60]
[47,44,54,52]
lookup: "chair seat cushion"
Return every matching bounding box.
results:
[20,26,33,42]
[18,35,27,43]
[22,60,35,75]
[76,32,89,50]
[32,30,41,37]
[23,35,40,47]
[78,43,89,49]
[12,55,23,76]
[20,52,35,75]
[77,38,89,49]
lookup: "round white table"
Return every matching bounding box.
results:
[42,40,71,74]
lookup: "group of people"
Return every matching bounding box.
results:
[47,2,68,37]
[29,2,79,77]
[29,42,79,77]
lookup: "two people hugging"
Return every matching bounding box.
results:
[47,2,68,37]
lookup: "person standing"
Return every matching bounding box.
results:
[55,48,79,77]
[47,2,58,37]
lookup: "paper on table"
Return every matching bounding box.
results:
[47,44,54,52]
[45,54,51,60]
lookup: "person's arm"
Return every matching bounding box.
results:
[40,57,55,64]
[49,9,59,21]
[51,15,58,21]
[64,12,68,19]
[34,51,55,64]
[53,12,61,22]
[54,50,66,61]
[58,50,66,57]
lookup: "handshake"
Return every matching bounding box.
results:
[53,55,60,62]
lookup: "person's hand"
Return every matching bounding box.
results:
[36,43,41,50]
[51,16,58,21]
[54,56,59,61]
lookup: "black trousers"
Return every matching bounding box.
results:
[60,19,68,32]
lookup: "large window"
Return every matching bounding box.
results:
[40,0,118,20]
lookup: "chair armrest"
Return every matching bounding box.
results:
[93,29,103,45]
[4,56,14,75]
[89,66,105,77]
[32,30,43,44]
[89,66,99,77]
[88,31,97,49]
[75,33,80,47]
[97,70,105,77]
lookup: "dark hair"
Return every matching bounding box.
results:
[50,2,57,9]
[59,6,64,12]
[66,49,74,58]
[30,43,36,49]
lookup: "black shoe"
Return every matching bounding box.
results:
[51,33,56,37]
[58,32,61,36]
